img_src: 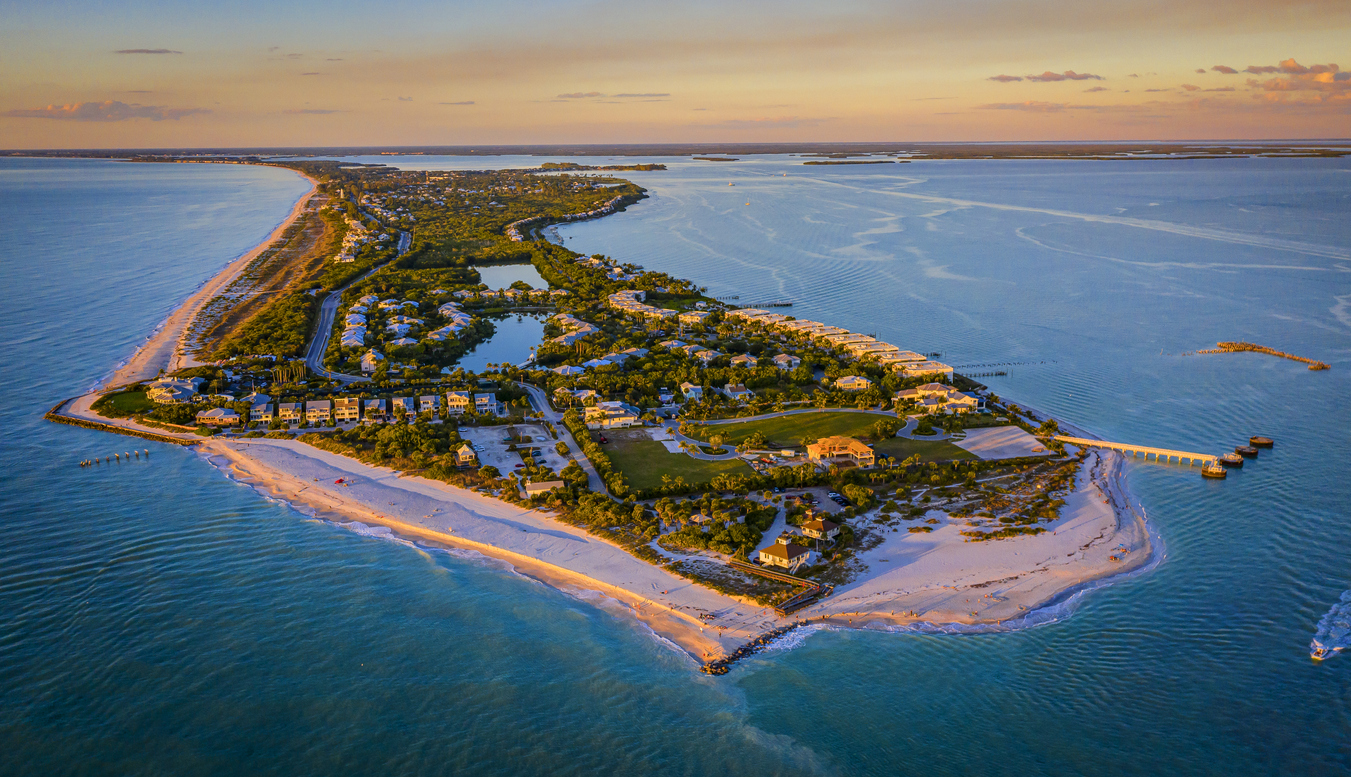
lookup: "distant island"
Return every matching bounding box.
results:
[692,157,739,162]
[802,160,905,165]
[52,156,1155,672]
[539,162,667,171]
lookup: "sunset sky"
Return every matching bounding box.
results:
[2,0,1347,148]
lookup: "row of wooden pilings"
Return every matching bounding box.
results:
[81,449,150,467]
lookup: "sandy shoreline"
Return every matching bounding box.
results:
[96,169,318,391]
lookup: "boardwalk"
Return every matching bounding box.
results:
[1054,435,1216,465]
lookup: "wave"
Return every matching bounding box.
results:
[1311,590,1351,661]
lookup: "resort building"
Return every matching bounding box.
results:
[874,351,927,369]
[758,534,813,573]
[901,361,954,380]
[583,401,641,430]
[334,397,362,423]
[834,375,874,392]
[445,391,471,415]
[773,353,801,370]
[806,436,876,468]
[679,310,712,325]
[305,400,332,424]
[195,407,240,426]
[606,289,677,320]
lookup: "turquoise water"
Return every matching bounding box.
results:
[3,155,1350,775]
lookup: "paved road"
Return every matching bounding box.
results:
[305,230,411,383]
[515,382,608,495]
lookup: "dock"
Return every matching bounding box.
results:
[1052,435,1217,466]
[727,560,830,616]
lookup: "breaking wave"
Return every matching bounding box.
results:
[1311,590,1351,661]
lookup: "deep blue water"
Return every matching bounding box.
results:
[2,155,1350,776]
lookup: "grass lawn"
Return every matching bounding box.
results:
[873,437,976,463]
[601,430,754,491]
[92,390,156,418]
[689,411,892,447]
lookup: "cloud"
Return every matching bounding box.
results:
[439,101,475,105]
[1084,86,1109,92]
[1144,88,1170,92]
[988,74,1022,82]
[1240,61,1351,100]
[326,58,343,61]
[1195,68,1206,74]
[1212,65,1238,74]
[115,48,180,55]
[3,100,206,121]
[557,91,603,98]
[1127,73,1140,78]
[283,108,340,114]
[1025,70,1104,82]
[301,72,321,76]
[1181,84,1201,91]
[978,101,1069,112]
[1204,87,1236,92]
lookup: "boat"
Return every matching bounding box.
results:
[1250,436,1274,448]
[1235,446,1258,458]
[1219,452,1244,467]
[1201,461,1228,479]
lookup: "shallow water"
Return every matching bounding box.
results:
[2,155,1349,776]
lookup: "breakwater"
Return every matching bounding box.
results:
[44,398,201,447]
[1197,341,1329,370]
[700,621,808,675]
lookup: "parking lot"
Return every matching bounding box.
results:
[458,424,571,476]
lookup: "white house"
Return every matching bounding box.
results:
[758,534,813,573]
[679,382,703,401]
[722,383,754,403]
[583,401,641,430]
[834,375,874,392]
[195,407,240,426]
[445,391,471,415]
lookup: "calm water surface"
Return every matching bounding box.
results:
[2,155,1349,776]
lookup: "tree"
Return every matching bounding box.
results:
[478,465,501,479]
[708,434,725,451]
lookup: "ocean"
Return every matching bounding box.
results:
[1,154,1348,776]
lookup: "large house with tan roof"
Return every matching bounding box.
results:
[758,534,814,573]
[806,436,875,468]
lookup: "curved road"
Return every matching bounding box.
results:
[305,230,411,383]
[515,382,608,494]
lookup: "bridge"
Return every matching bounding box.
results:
[1052,435,1218,466]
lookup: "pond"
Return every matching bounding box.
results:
[474,263,547,290]
[453,313,547,373]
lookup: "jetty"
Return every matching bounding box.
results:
[1052,435,1217,466]
[1198,341,1329,370]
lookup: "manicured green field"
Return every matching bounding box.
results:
[873,437,976,462]
[601,430,754,491]
[92,390,156,418]
[688,411,892,447]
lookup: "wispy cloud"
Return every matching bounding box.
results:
[1084,86,1109,92]
[1212,65,1238,74]
[1182,84,1200,91]
[4,100,205,121]
[115,48,180,55]
[1025,70,1104,82]
[978,101,1070,112]
[283,108,340,114]
[1195,68,1206,74]
[988,74,1022,83]
[557,91,603,99]
[301,72,321,76]
[555,91,669,100]
[1205,87,1236,92]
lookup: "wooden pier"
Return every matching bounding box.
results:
[1198,341,1329,370]
[727,560,830,616]
[1052,436,1217,466]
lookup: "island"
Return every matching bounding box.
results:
[51,158,1154,672]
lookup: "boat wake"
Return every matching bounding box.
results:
[1311,590,1351,661]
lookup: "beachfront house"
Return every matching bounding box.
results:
[454,444,478,467]
[305,400,332,425]
[391,397,415,419]
[419,395,440,415]
[195,407,240,426]
[524,480,565,497]
[758,534,813,573]
[583,401,641,430]
[894,383,980,414]
[363,398,387,422]
[334,397,361,423]
[679,382,703,401]
[445,391,471,415]
[801,515,841,543]
[146,376,205,405]
[900,361,954,380]
[806,436,875,468]
[773,353,801,370]
[277,402,302,424]
[834,375,873,392]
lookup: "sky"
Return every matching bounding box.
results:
[0,0,1347,148]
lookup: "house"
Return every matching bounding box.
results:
[730,354,758,368]
[391,397,415,418]
[249,402,274,423]
[901,361,954,380]
[445,391,471,415]
[305,400,332,424]
[387,337,417,348]
[582,358,613,370]
[277,402,303,423]
[658,387,675,404]
[334,397,362,423]
[800,515,841,542]
[146,376,204,405]
[758,534,813,573]
[694,349,723,365]
[363,398,387,422]
[195,407,240,426]
[524,480,565,497]
[679,381,703,401]
[894,383,979,414]
[454,444,478,467]
[553,365,584,376]
[474,393,500,415]
[722,383,753,403]
[806,436,875,467]
[360,350,384,374]
[679,310,712,325]
[773,353,801,370]
[419,395,440,414]
[584,401,641,430]
[834,375,874,392]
